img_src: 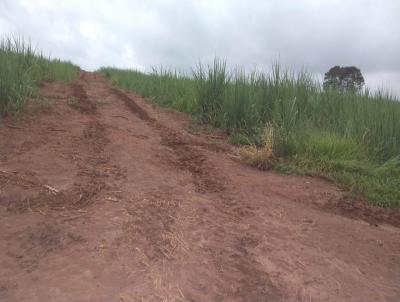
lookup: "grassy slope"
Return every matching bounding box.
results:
[0,37,78,115]
[100,62,400,207]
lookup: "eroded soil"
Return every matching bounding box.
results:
[0,71,399,302]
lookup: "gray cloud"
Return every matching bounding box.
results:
[1,0,399,95]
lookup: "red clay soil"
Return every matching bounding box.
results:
[0,71,399,302]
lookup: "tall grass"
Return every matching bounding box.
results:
[102,67,197,113]
[100,59,400,206]
[0,36,78,115]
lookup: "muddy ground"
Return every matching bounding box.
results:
[0,72,399,302]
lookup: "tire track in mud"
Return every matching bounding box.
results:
[74,120,109,207]
[109,87,284,301]
[0,81,117,278]
[70,83,97,114]
[71,82,125,209]
[5,84,119,213]
[109,87,225,194]
[110,88,155,123]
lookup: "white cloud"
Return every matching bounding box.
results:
[364,71,400,97]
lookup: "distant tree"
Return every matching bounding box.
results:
[323,66,365,91]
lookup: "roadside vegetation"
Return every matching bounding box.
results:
[0,36,78,115]
[100,60,400,207]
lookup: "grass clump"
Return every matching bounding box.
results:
[194,59,228,123]
[0,36,78,115]
[274,134,400,207]
[239,124,277,170]
[99,59,400,207]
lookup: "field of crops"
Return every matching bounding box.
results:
[0,37,78,115]
[100,61,400,207]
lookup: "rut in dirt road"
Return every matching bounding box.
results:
[109,88,282,300]
[109,87,225,193]
[0,71,399,302]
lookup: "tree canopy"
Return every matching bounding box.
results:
[323,66,365,91]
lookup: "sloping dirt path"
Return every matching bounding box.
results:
[0,71,399,302]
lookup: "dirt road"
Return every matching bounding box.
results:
[1,72,399,302]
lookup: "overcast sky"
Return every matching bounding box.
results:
[1,0,399,95]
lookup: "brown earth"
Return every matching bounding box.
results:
[0,71,399,302]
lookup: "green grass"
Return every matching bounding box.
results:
[99,59,400,207]
[0,36,78,115]
[275,133,400,207]
[102,67,197,113]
